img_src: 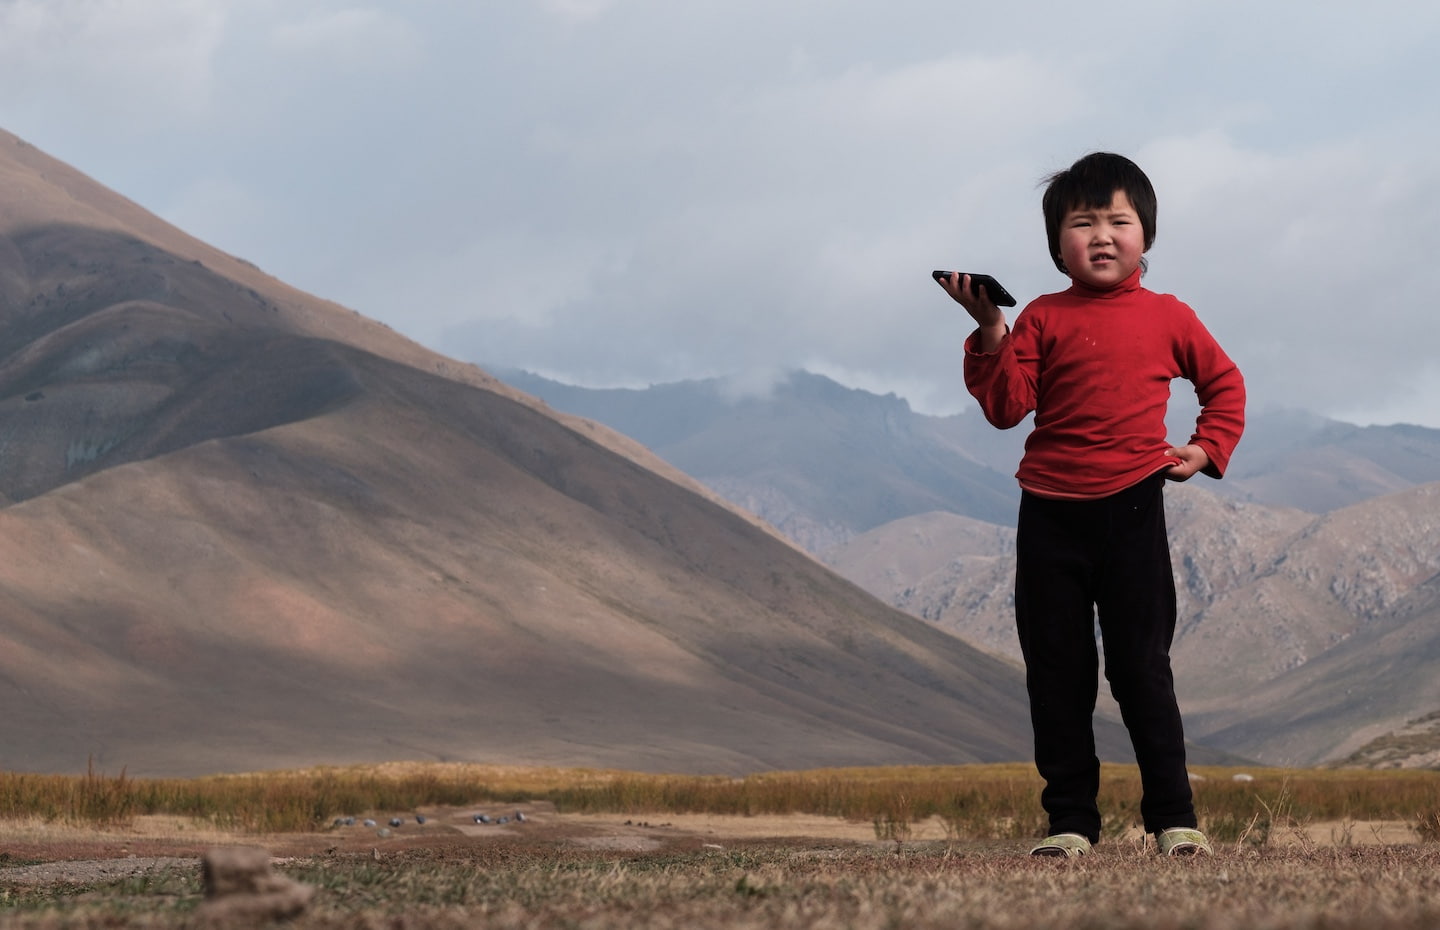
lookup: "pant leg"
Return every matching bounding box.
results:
[1015,490,1104,842]
[1094,475,1196,834]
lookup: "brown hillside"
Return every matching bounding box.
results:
[1187,486,1440,765]
[826,511,1018,663]
[0,129,1082,777]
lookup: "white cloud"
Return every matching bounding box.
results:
[0,0,226,122]
[5,0,1439,428]
[715,368,791,404]
[534,0,623,25]
[776,53,1084,141]
[435,44,1088,400]
[268,7,423,69]
[1138,131,1440,425]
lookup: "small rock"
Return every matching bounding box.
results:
[197,846,314,925]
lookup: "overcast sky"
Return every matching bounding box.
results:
[2,0,1438,427]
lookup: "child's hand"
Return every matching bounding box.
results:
[937,272,1005,325]
[1163,444,1210,481]
[936,272,1007,351]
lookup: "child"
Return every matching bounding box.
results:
[936,152,1245,857]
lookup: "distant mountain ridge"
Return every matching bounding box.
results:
[501,370,1023,552]
[502,368,1440,536]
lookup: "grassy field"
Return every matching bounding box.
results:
[5,760,1440,841]
[4,761,1440,928]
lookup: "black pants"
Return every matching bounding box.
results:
[1014,474,1196,842]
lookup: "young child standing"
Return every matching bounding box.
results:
[936,152,1245,857]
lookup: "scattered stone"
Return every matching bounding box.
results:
[196,846,313,925]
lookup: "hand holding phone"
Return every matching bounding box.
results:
[932,270,1016,307]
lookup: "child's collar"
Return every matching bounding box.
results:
[1067,265,1144,299]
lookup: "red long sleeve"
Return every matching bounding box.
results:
[964,268,1245,499]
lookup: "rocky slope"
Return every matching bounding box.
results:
[829,482,1440,764]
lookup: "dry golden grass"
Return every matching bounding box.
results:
[7,760,1440,841]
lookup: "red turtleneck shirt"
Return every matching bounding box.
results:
[963,267,1245,500]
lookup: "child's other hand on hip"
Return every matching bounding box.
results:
[1163,444,1209,481]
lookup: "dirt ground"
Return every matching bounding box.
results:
[0,802,1420,887]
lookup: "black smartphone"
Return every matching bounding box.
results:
[931,270,1016,307]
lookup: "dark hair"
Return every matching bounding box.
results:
[1042,152,1157,274]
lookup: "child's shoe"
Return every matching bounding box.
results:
[1029,833,1092,857]
[1157,827,1213,856]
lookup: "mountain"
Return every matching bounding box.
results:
[495,371,1440,767]
[822,485,1327,699]
[1332,708,1440,770]
[829,482,1440,766]
[1218,411,1440,513]
[0,128,1066,777]
[501,370,1022,553]
[501,370,1440,546]
[1181,484,1440,765]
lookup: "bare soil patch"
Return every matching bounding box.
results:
[0,802,1420,886]
[2,803,880,881]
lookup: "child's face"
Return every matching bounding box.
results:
[1057,189,1146,289]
